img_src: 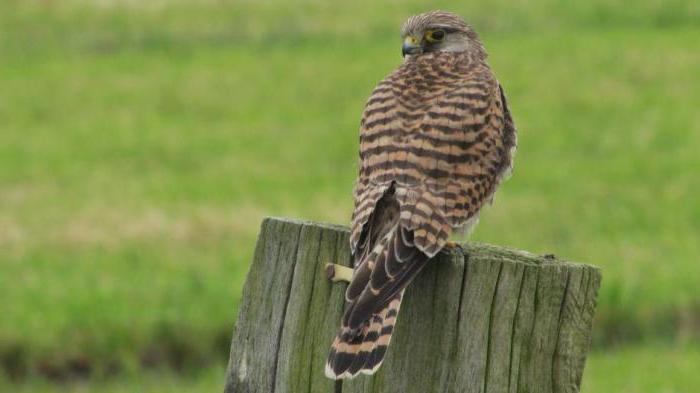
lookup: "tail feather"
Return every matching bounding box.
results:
[344,226,429,329]
[325,293,403,379]
[326,187,431,379]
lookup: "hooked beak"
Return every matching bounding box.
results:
[402,35,422,57]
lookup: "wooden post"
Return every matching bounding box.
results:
[224,217,601,393]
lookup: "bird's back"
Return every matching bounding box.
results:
[352,51,513,257]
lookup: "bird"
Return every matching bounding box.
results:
[324,10,517,380]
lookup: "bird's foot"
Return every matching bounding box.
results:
[445,241,462,250]
[439,240,463,256]
[325,263,353,283]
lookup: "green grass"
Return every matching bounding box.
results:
[2,345,698,392]
[583,345,700,393]
[1,0,699,388]
[1,365,225,393]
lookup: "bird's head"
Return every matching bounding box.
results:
[400,11,484,59]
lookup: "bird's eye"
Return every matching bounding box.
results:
[427,29,446,42]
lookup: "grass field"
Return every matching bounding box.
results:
[4,346,700,392]
[1,0,699,391]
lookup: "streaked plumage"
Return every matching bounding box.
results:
[326,10,517,379]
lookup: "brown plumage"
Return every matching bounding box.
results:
[325,10,517,379]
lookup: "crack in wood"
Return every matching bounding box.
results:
[507,265,527,393]
[270,223,305,393]
[483,261,504,393]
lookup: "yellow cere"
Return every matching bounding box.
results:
[404,35,419,46]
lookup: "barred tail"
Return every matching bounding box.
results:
[327,187,432,379]
[324,292,403,379]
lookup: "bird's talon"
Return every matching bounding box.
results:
[325,263,353,283]
[439,241,464,256]
[445,241,462,250]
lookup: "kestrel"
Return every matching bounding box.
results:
[325,11,517,379]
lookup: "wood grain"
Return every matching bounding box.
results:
[224,217,601,393]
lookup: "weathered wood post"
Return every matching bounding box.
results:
[224,217,601,393]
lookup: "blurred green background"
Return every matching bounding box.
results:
[1,0,699,391]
